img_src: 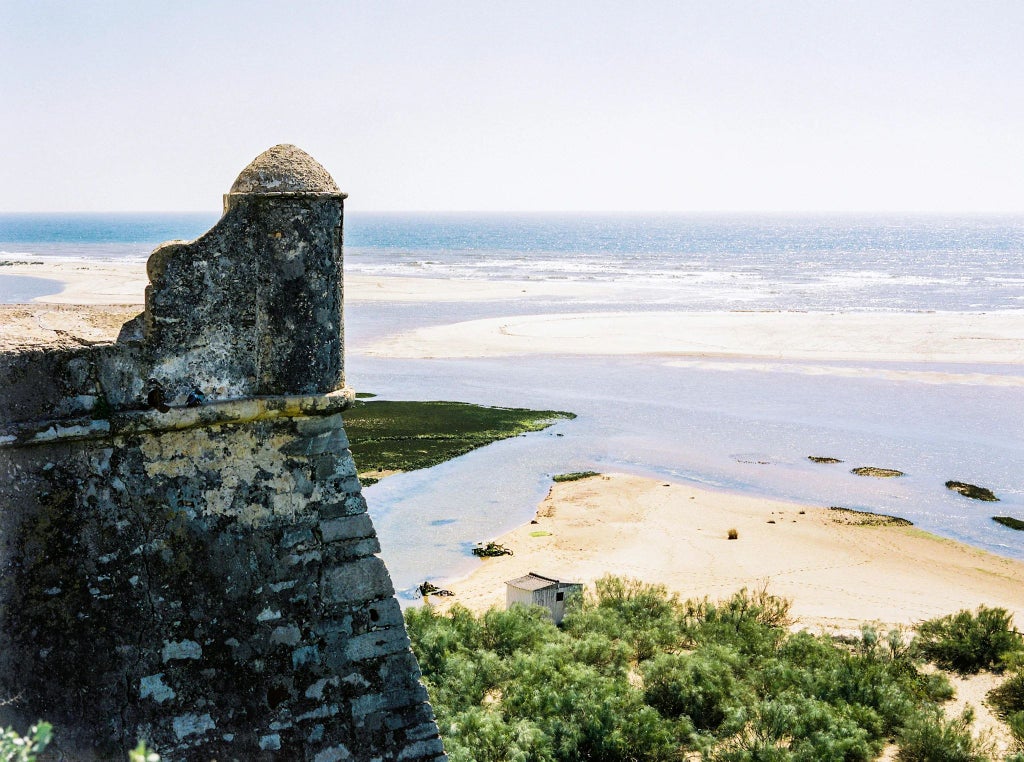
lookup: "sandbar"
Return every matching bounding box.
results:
[8,262,1023,371]
[433,473,1024,632]
[366,310,1024,365]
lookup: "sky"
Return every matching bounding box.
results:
[1,1,1023,213]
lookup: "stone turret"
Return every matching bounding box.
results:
[0,147,445,761]
[143,144,346,402]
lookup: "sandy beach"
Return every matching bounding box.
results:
[435,473,1024,632]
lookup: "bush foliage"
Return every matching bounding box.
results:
[0,725,160,762]
[405,577,1024,761]
[895,707,994,762]
[0,723,52,762]
[915,606,1023,675]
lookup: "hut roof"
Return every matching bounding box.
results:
[506,572,573,591]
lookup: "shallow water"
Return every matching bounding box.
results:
[348,342,1024,600]
[0,273,65,303]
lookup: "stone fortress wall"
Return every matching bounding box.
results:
[0,146,446,761]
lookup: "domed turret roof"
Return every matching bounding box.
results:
[229,144,340,194]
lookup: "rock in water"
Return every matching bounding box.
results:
[946,481,999,501]
[851,466,905,478]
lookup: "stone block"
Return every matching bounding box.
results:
[281,526,315,549]
[322,556,394,605]
[345,627,411,663]
[351,692,385,718]
[282,426,349,457]
[162,640,202,662]
[318,492,367,519]
[323,537,382,563]
[312,745,352,762]
[295,413,346,437]
[397,738,447,761]
[405,721,444,742]
[172,713,216,741]
[320,513,374,543]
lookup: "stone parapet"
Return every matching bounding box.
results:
[0,388,356,448]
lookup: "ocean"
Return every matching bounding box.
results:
[2,212,1022,598]
[3,212,1024,311]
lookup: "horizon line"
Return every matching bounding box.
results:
[3,209,1024,216]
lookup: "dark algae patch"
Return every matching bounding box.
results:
[553,471,601,483]
[418,581,454,597]
[829,506,913,526]
[851,466,905,478]
[993,516,1024,531]
[946,480,999,502]
[472,541,513,557]
[345,398,573,484]
[808,456,843,464]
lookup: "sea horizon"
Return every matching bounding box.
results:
[3,211,1023,312]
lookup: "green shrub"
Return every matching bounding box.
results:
[1007,711,1024,755]
[642,646,748,731]
[441,708,552,762]
[682,587,792,657]
[766,627,943,737]
[684,586,793,632]
[403,604,484,675]
[128,742,161,762]
[915,606,1023,674]
[481,605,559,657]
[573,576,682,662]
[896,707,994,761]
[708,696,879,762]
[406,578,999,762]
[0,723,52,762]
[989,670,1024,717]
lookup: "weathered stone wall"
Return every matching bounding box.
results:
[0,146,445,761]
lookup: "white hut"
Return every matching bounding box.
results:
[505,572,583,625]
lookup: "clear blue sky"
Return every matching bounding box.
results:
[2,1,1022,212]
